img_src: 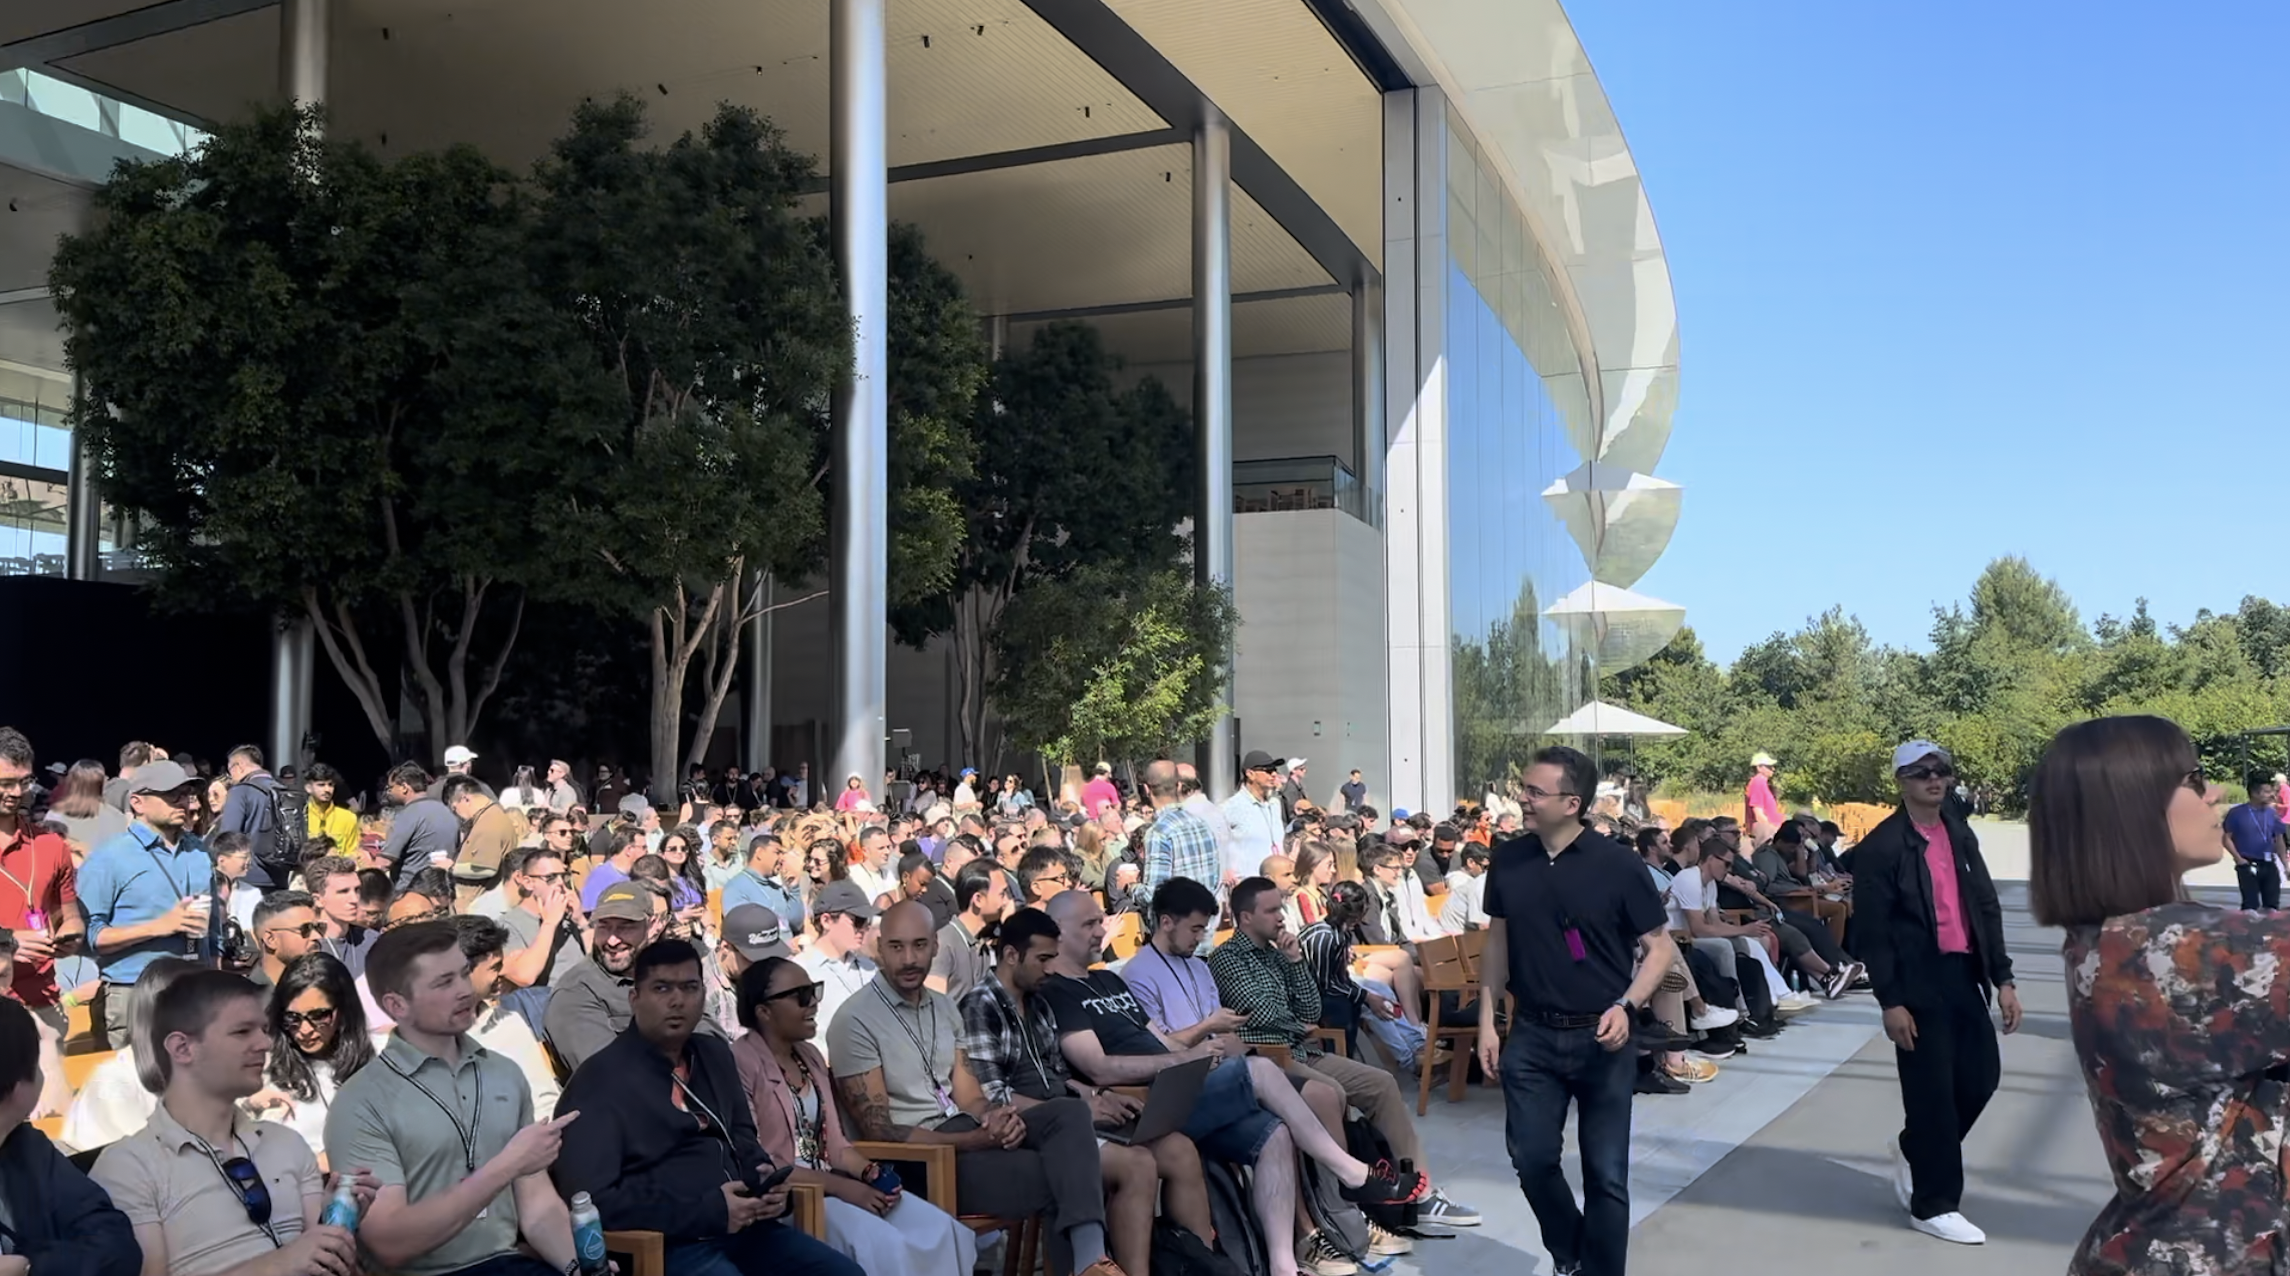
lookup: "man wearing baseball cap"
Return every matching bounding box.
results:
[1744,752,1784,843]
[544,879,676,1070]
[1221,751,1287,884]
[1851,740,2019,1246]
[79,759,216,1046]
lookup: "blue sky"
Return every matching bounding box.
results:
[1567,0,2290,665]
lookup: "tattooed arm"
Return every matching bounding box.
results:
[832,1066,998,1150]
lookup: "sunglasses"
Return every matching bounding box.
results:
[1898,765,1955,781]
[265,922,326,939]
[765,981,826,1008]
[218,1154,274,1228]
[283,1006,338,1031]
[522,871,566,885]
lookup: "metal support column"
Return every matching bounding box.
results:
[1352,278,1384,528]
[64,373,100,581]
[1193,108,1236,800]
[744,571,775,772]
[829,0,888,801]
[271,0,326,770]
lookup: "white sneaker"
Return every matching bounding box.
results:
[1887,1138,1913,1212]
[1910,1212,1985,1244]
[1776,992,1819,1014]
[1689,1004,1740,1031]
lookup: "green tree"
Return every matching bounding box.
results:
[529,96,846,792]
[989,566,1236,770]
[895,321,1193,769]
[51,105,608,753]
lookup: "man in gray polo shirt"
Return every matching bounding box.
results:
[326,922,583,1276]
[543,880,668,1072]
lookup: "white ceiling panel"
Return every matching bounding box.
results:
[1011,287,1350,367]
[0,1,157,47]
[1101,0,1380,266]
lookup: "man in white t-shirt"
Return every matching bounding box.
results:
[1666,834,1805,1022]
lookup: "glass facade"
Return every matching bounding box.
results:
[1442,106,1595,798]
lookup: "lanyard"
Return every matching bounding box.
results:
[871,981,945,1087]
[192,1130,281,1249]
[1146,943,1212,1027]
[383,1053,485,1173]
[136,836,195,899]
[997,981,1053,1091]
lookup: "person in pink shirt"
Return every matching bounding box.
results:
[1744,752,1784,843]
[1845,739,2020,1248]
[1080,762,1121,819]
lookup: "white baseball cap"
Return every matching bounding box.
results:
[1749,752,1777,769]
[443,745,479,766]
[1892,740,1951,772]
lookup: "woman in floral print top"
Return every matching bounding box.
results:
[2030,715,2289,1276]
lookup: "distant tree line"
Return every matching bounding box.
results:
[1609,556,2290,811]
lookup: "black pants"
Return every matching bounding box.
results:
[1894,954,2001,1220]
[1778,908,1851,967]
[1500,1021,1636,1276]
[2238,858,2281,910]
[945,1096,1105,1276]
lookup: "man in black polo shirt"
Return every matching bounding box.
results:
[1474,745,1673,1276]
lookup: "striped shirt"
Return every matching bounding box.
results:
[1143,805,1222,901]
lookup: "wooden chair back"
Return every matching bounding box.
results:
[62,1049,113,1094]
[1417,934,1475,995]
[1107,912,1144,960]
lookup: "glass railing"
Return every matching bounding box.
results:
[0,397,74,474]
[1234,455,1365,522]
[0,67,209,157]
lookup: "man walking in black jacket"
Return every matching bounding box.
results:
[552,939,860,1276]
[1852,740,2021,1247]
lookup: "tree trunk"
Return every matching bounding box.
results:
[682,571,829,780]
[303,588,396,752]
[649,577,726,802]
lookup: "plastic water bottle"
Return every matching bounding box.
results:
[320,1180,360,1230]
[569,1192,608,1276]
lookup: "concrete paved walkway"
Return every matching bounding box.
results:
[1391,873,2142,1276]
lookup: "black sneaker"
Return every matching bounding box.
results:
[1740,1017,1782,1039]
[1692,1028,1740,1060]
[1342,1160,1430,1207]
[1634,1069,1690,1095]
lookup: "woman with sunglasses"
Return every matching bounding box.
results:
[255,953,373,1162]
[732,958,975,1276]
[2029,716,2290,1276]
[653,826,711,916]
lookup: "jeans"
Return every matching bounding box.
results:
[1894,955,2001,1220]
[945,1097,1105,1276]
[666,1224,864,1276]
[1500,1020,1635,1276]
[2238,858,2281,910]
[1777,908,1850,967]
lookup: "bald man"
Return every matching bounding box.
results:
[827,901,1124,1276]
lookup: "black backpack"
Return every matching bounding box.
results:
[1344,1114,1419,1232]
[1201,1160,1269,1276]
[252,777,309,881]
[1151,1219,1241,1276]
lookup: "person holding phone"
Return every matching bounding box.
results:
[734,956,975,1276]
[553,939,861,1276]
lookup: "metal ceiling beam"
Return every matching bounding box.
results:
[1003,282,1344,325]
[799,126,1184,195]
[0,0,278,71]
[1015,0,1377,292]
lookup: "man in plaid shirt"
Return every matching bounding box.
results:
[1141,760,1222,905]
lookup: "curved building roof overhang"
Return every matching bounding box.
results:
[1352,0,1679,475]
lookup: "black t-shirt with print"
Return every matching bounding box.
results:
[1037,970,1169,1081]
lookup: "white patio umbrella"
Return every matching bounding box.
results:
[1544,699,1687,738]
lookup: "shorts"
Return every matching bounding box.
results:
[1182,1057,1279,1163]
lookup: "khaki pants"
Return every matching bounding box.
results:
[1284,1050,1422,1167]
[98,982,137,1050]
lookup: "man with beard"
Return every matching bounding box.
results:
[543,881,668,1071]
[326,923,583,1276]
[553,939,860,1276]
[829,901,1121,1276]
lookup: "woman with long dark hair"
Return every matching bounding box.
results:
[261,952,372,1159]
[731,958,974,1276]
[44,758,126,852]
[652,827,710,915]
[2029,715,2283,1275]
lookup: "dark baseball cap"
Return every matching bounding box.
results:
[1240,750,1284,773]
[592,881,652,922]
[811,880,881,920]
[721,905,793,961]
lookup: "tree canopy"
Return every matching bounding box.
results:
[1610,556,2290,809]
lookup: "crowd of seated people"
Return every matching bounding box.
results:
[4,719,1878,1276]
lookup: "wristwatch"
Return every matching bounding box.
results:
[1613,996,1638,1012]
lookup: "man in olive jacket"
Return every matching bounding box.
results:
[1851,740,2020,1248]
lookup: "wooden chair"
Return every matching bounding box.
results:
[604,1182,831,1276]
[851,1140,1042,1276]
[1107,912,1144,961]
[1211,928,1235,951]
[62,1049,113,1094]
[62,1000,97,1053]
[1414,935,1479,1115]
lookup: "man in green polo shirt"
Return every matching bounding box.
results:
[326,922,584,1276]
